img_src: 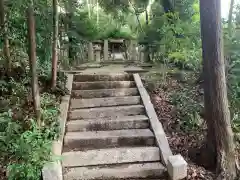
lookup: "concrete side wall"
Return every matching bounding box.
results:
[42,74,73,180]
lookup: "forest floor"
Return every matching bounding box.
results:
[142,65,230,180]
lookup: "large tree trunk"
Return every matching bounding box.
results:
[199,0,236,179]
[0,0,11,72]
[228,0,235,36]
[51,0,59,88]
[27,6,41,126]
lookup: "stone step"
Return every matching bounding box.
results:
[70,96,141,109]
[63,129,155,151]
[68,105,145,120]
[74,73,133,82]
[72,81,135,90]
[62,146,160,167]
[66,115,149,132]
[63,162,166,180]
[71,88,139,98]
[101,60,135,65]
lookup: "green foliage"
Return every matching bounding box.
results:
[0,91,60,180]
[140,7,201,70]
[6,121,52,180]
[170,83,203,132]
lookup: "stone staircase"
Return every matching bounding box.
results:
[62,73,167,180]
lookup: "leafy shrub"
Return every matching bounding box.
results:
[170,90,203,132]
[0,92,60,180]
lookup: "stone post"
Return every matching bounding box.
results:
[139,46,145,63]
[88,42,94,61]
[104,39,108,61]
[131,40,137,62]
[95,45,101,62]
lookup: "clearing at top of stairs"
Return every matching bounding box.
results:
[68,104,145,120]
[66,115,149,132]
[63,129,155,151]
[70,96,141,109]
[71,88,139,98]
[72,81,136,90]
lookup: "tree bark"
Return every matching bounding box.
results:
[200,0,236,179]
[228,0,235,37]
[27,6,41,126]
[51,0,59,88]
[0,0,11,72]
[145,8,149,26]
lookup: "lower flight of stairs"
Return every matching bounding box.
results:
[62,73,167,180]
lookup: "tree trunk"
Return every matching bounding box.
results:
[145,9,149,26]
[144,7,151,62]
[199,0,236,179]
[228,0,235,37]
[0,0,11,72]
[67,12,74,62]
[51,0,59,88]
[27,6,41,126]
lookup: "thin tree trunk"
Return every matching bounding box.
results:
[27,6,41,126]
[0,0,11,72]
[51,0,59,88]
[199,0,236,179]
[228,0,235,36]
[68,14,74,61]
[96,0,99,26]
[87,0,91,18]
[145,9,149,25]
[145,8,151,62]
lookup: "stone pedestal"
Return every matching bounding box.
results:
[88,42,94,61]
[130,40,137,62]
[167,154,187,180]
[95,46,101,62]
[104,39,108,61]
[139,46,145,63]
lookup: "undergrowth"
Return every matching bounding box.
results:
[0,66,67,180]
[144,65,239,134]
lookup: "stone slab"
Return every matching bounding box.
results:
[62,147,160,167]
[71,88,139,98]
[70,96,141,109]
[68,105,145,120]
[64,162,165,180]
[66,115,149,132]
[63,129,155,151]
[72,81,135,90]
[73,73,133,82]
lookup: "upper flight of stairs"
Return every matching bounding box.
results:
[62,73,166,180]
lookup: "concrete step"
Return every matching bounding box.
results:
[101,60,135,65]
[68,105,145,120]
[71,88,139,98]
[74,73,133,82]
[72,81,135,90]
[63,162,166,180]
[63,129,155,151]
[70,96,141,109]
[66,115,149,132]
[62,146,160,167]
